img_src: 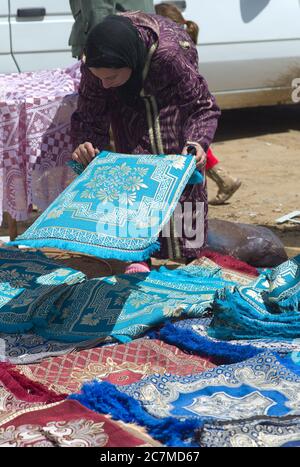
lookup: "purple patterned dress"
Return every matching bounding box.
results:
[71,12,221,260]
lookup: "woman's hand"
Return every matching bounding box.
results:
[182,143,207,170]
[72,142,99,167]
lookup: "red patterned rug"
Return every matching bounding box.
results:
[0,399,160,447]
[0,363,65,425]
[201,249,259,276]
[0,363,65,402]
[14,338,215,395]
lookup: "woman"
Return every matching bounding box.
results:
[155,2,241,205]
[71,11,220,271]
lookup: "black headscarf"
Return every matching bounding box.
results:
[85,15,147,106]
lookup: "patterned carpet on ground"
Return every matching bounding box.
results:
[0,245,299,447]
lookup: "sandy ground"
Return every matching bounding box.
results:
[1,103,299,267]
[208,104,300,257]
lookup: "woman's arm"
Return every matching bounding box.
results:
[71,62,111,163]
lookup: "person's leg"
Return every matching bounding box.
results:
[206,149,241,205]
[207,166,241,205]
[206,147,219,171]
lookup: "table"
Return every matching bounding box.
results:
[0,63,81,238]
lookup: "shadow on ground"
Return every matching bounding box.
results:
[215,104,300,142]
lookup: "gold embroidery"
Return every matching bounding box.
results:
[0,402,63,427]
[70,357,164,383]
[0,419,108,447]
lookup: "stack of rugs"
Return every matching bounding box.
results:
[1,148,300,446]
[0,244,299,447]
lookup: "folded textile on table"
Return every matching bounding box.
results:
[154,318,300,363]
[15,338,215,395]
[9,151,196,261]
[29,264,239,343]
[0,399,160,447]
[197,415,300,447]
[69,352,300,446]
[0,256,258,344]
[0,248,86,333]
[209,258,300,341]
[0,62,81,223]
[0,255,239,343]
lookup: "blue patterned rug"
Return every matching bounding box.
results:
[69,352,300,446]
[208,256,300,341]
[0,248,85,333]
[198,415,300,447]
[9,151,196,261]
[0,251,239,343]
[115,352,300,420]
[0,332,76,364]
[32,265,237,343]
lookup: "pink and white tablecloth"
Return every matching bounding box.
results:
[0,62,81,223]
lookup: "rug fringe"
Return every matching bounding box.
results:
[158,322,261,364]
[8,239,161,262]
[69,381,203,447]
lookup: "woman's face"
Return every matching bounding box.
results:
[89,67,132,89]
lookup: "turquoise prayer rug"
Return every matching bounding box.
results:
[267,255,300,311]
[9,151,196,261]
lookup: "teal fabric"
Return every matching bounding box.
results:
[209,260,300,341]
[267,255,300,310]
[33,265,237,343]
[68,158,204,185]
[0,248,85,333]
[10,151,196,261]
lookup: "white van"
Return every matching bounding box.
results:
[1,0,300,109]
[0,0,76,74]
[181,0,300,108]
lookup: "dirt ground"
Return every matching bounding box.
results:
[208,103,300,258]
[1,103,299,264]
